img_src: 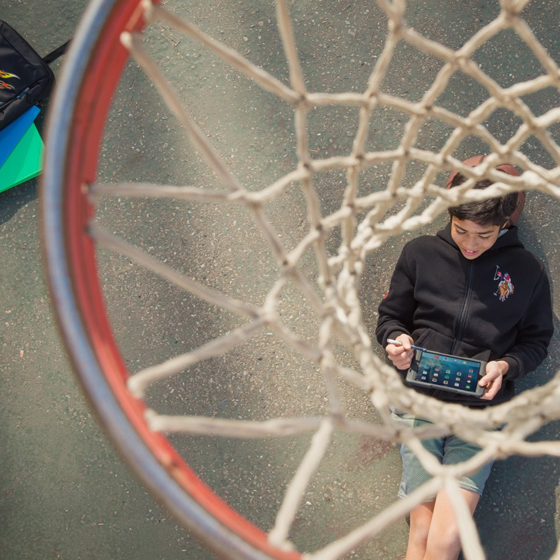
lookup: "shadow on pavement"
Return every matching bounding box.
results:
[475,421,560,559]
[0,181,38,226]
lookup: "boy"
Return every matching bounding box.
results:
[376,169,553,560]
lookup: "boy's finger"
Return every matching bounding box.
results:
[395,335,413,350]
[387,345,405,356]
[395,360,411,370]
[478,372,497,387]
[397,352,413,364]
[481,384,498,400]
[480,374,502,399]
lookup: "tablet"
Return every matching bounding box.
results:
[406,348,486,398]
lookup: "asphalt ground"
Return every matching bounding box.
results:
[2,0,560,559]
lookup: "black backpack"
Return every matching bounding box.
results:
[0,20,70,131]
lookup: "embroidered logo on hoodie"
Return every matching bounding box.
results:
[494,266,514,302]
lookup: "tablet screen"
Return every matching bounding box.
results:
[414,351,482,393]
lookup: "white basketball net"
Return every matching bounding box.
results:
[88,0,560,558]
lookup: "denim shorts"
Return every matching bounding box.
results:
[391,411,494,501]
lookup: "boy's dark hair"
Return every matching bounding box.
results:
[447,174,518,227]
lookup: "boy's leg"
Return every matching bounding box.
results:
[423,488,480,560]
[392,411,441,559]
[392,413,488,559]
[405,501,435,560]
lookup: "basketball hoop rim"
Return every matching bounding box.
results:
[40,1,300,558]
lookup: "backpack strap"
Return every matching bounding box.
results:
[43,39,71,65]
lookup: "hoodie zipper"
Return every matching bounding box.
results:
[451,261,474,355]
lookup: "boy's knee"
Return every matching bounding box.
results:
[425,525,462,558]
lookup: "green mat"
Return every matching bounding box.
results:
[0,123,43,194]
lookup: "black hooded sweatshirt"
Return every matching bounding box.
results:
[376,223,553,407]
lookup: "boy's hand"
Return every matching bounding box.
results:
[385,334,415,370]
[479,360,509,400]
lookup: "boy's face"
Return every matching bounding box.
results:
[450,217,503,260]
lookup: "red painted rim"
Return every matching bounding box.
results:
[62,1,300,558]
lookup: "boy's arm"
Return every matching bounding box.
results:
[501,268,554,380]
[376,245,417,347]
